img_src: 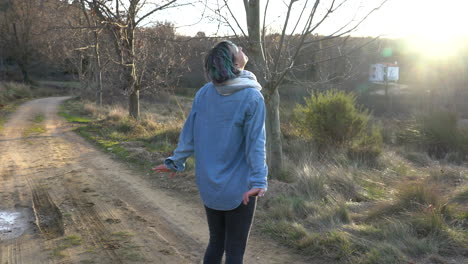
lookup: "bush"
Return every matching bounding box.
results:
[293,90,370,148]
[404,151,432,167]
[348,124,383,164]
[0,82,32,104]
[418,111,468,159]
[397,111,468,162]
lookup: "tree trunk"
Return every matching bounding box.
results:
[244,0,283,178]
[129,89,139,119]
[127,62,140,118]
[94,37,103,106]
[126,25,140,119]
[18,62,30,83]
[264,86,283,178]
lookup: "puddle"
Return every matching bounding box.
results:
[0,210,29,240]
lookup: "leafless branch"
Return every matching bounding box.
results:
[223,0,247,39]
[273,0,298,73]
[261,0,270,51]
[285,0,309,49]
[136,0,178,25]
[305,0,336,35]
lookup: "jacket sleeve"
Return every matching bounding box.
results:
[164,101,196,172]
[244,94,268,190]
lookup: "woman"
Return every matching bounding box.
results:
[153,40,268,264]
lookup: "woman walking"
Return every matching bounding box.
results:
[153,40,268,264]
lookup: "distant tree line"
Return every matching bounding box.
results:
[0,0,391,100]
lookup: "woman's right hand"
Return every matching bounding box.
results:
[242,188,266,205]
[152,164,176,178]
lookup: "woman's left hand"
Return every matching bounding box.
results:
[152,164,176,178]
[242,188,266,205]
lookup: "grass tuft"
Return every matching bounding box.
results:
[32,114,45,123]
[22,124,46,137]
[50,235,82,259]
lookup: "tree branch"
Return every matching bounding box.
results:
[223,0,247,39]
[136,0,177,26]
[273,0,298,74]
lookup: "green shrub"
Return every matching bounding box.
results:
[444,152,466,165]
[348,124,383,164]
[404,151,432,167]
[0,82,32,103]
[418,111,467,159]
[397,111,468,162]
[396,126,423,146]
[293,90,370,148]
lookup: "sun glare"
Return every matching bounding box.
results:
[407,34,462,59]
[403,0,466,58]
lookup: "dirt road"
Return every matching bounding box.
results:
[0,97,311,264]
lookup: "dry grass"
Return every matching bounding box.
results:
[259,147,467,263]
[0,82,32,104]
[59,94,468,264]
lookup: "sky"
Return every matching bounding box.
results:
[141,0,467,59]
[152,0,468,40]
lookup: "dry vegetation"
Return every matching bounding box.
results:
[53,88,468,264]
[1,79,466,263]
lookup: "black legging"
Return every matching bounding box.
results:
[203,197,257,264]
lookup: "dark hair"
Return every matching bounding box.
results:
[204,40,240,84]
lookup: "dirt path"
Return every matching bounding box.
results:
[0,97,312,264]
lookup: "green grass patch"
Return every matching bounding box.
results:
[109,231,133,240]
[267,194,310,220]
[62,114,92,123]
[356,244,406,264]
[50,235,82,259]
[357,178,386,200]
[263,220,357,261]
[22,124,46,137]
[59,98,190,175]
[32,113,45,123]
[450,186,468,204]
[77,128,130,159]
[0,116,5,132]
[59,107,91,123]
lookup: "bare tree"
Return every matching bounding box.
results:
[74,0,106,106]
[211,0,388,178]
[0,0,47,82]
[136,22,190,96]
[81,0,190,118]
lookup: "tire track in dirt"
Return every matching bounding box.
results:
[0,100,49,264]
[0,97,199,263]
[0,97,315,264]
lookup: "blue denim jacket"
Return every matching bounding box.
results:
[165,83,268,210]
